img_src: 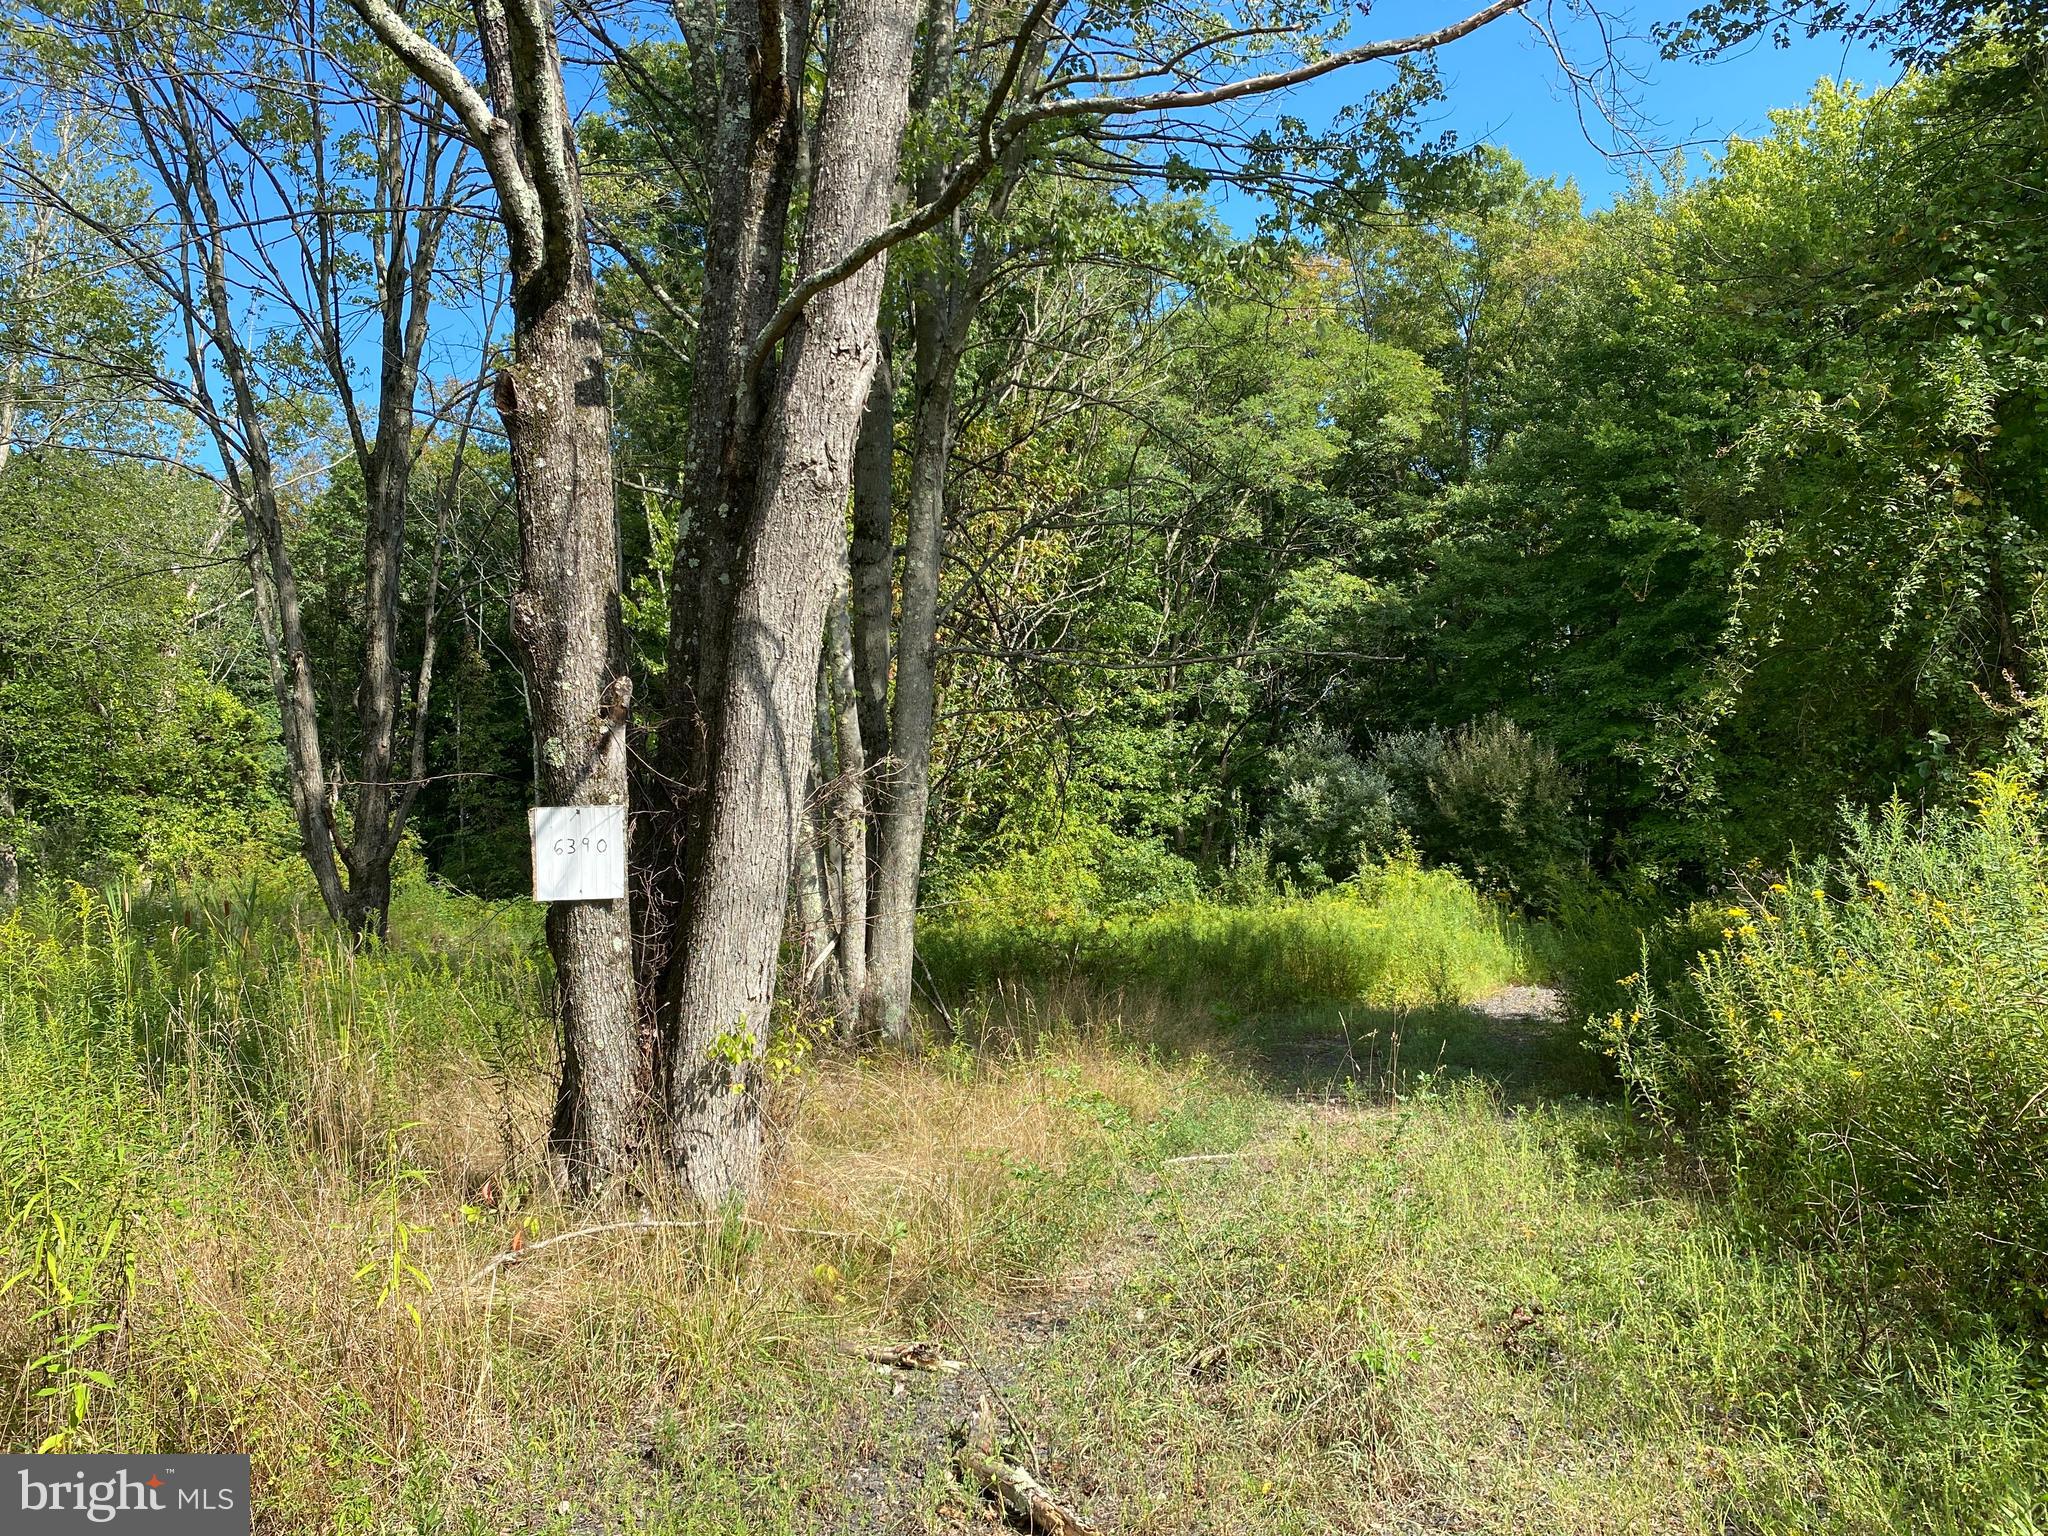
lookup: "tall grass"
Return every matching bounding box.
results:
[0,876,1263,1526]
[0,879,550,1457]
[1610,770,2048,1330]
[923,858,1535,1016]
[2,855,2045,1532]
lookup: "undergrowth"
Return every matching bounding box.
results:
[1610,769,2048,1333]
[923,857,1534,1015]
[1,867,2043,1533]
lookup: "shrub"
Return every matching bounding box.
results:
[938,823,1201,928]
[1264,726,1408,887]
[1425,716,1586,905]
[1276,716,1589,908]
[1608,771,2048,1328]
[1366,716,1586,907]
[1543,880,1725,1040]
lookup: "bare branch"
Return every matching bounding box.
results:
[742,0,1529,383]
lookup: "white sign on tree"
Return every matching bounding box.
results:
[529,805,626,902]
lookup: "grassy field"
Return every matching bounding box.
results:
[2,876,2045,1533]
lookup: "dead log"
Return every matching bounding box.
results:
[954,1394,1102,1535]
[846,1340,966,1374]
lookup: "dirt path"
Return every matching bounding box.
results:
[838,983,1581,1534]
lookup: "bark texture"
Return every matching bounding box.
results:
[508,290,638,1191]
[347,0,640,1189]
[849,348,896,772]
[642,0,810,1022]
[822,557,869,1030]
[662,0,921,1201]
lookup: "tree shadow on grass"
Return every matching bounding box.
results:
[1237,984,1617,1105]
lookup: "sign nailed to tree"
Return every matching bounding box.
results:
[529,805,626,902]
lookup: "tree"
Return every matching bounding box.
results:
[342,0,640,1189]
[0,453,281,897]
[832,0,1532,1042]
[381,0,1536,1198]
[5,0,490,940]
[0,109,160,470]
[652,0,925,1198]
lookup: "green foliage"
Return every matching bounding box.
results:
[926,858,1532,1015]
[1374,716,1588,906]
[1262,717,1588,903]
[291,445,533,895]
[0,108,166,458]
[933,820,1203,928]
[1404,62,2048,879]
[0,453,289,884]
[1608,770,2048,1329]
[1264,725,1407,887]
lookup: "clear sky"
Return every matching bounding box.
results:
[1279,1,1902,207]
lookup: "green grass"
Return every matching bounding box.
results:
[924,858,1536,1015]
[3,871,2044,1533]
[1010,1081,2048,1534]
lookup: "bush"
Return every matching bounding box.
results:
[1608,771,2048,1328]
[1263,717,1587,907]
[1542,880,1725,1041]
[1371,716,1586,907]
[1264,726,1408,887]
[937,824,1201,929]
[1427,717,1585,904]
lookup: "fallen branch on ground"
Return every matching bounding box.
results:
[466,1215,865,1286]
[954,1394,1102,1535]
[467,1218,713,1283]
[846,1340,967,1374]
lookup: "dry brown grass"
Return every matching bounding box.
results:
[12,889,2039,1536]
[6,1026,1241,1530]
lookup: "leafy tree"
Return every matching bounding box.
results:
[0,453,283,895]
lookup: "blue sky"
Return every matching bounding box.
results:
[1283,2,1901,207]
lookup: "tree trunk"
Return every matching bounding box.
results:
[795,762,835,1005]
[507,274,639,1193]
[823,557,869,1032]
[346,0,642,1190]
[858,30,1036,1044]
[850,347,896,774]
[641,0,811,1037]
[863,336,953,1044]
[662,0,920,1202]
[339,104,455,941]
[861,173,1022,1040]
[235,468,351,927]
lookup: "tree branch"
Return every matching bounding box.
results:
[338,0,547,261]
[741,0,1528,384]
